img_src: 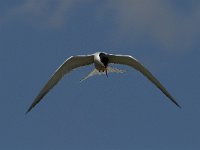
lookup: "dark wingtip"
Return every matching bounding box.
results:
[25,102,37,114]
[175,103,182,109]
[171,98,181,109]
[25,92,47,114]
[25,106,32,114]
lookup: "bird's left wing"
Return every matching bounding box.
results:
[107,54,181,108]
[26,55,94,113]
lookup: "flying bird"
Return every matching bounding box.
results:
[26,52,181,113]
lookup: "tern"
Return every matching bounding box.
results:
[26,52,181,113]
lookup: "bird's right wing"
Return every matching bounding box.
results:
[26,55,94,113]
[107,54,181,108]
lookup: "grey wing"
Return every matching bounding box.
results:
[26,55,94,113]
[108,54,181,108]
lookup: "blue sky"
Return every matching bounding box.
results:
[0,0,200,149]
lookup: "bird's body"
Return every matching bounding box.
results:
[26,52,181,113]
[94,52,106,71]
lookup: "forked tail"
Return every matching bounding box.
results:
[80,66,126,82]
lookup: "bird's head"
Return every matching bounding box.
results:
[99,52,109,68]
[99,52,109,77]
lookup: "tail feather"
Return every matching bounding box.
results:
[80,69,101,82]
[80,66,126,82]
[106,66,126,73]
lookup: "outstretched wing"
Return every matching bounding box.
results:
[26,55,94,113]
[107,54,181,108]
